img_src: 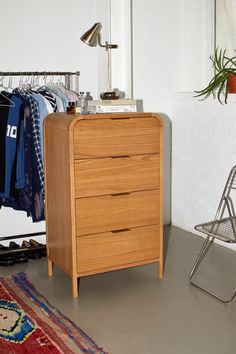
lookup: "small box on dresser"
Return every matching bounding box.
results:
[43,112,163,297]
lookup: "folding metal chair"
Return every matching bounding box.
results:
[189,165,236,303]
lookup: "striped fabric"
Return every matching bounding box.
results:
[38,89,57,112]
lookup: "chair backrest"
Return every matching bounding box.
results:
[227,165,236,190]
[215,165,236,221]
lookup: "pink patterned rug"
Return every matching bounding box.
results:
[0,272,108,353]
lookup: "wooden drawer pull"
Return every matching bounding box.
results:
[111,192,130,196]
[112,228,130,233]
[110,117,130,120]
[111,155,130,158]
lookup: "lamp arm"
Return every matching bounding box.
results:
[97,34,118,50]
[96,33,118,91]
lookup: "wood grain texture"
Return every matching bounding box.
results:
[74,154,160,198]
[43,117,77,278]
[75,190,160,236]
[158,114,164,279]
[44,112,163,297]
[76,225,160,274]
[73,117,161,158]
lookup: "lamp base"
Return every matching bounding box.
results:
[100,88,125,100]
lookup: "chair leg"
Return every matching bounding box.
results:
[189,236,213,279]
[189,236,236,303]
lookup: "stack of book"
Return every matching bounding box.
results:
[87,99,143,114]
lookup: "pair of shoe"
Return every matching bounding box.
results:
[21,239,46,259]
[29,239,47,257]
[0,241,28,266]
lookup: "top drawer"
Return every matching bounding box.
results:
[73,117,161,158]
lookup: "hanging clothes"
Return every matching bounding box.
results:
[37,89,57,112]
[0,75,80,222]
[0,93,24,198]
[45,84,70,111]
[0,91,44,222]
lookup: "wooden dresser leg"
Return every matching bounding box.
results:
[158,260,163,280]
[48,258,53,276]
[72,277,79,298]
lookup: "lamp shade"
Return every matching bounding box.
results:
[80,22,102,47]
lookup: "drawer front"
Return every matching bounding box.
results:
[76,224,160,274]
[75,190,160,236]
[74,154,160,198]
[73,118,161,158]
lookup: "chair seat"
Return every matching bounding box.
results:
[195,216,236,243]
[190,165,236,302]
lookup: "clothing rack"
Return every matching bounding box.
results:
[0,71,80,92]
[0,70,80,256]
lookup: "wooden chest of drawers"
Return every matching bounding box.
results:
[43,112,163,297]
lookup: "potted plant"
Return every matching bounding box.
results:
[194,47,236,104]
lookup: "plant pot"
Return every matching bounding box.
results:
[227,74,236,93]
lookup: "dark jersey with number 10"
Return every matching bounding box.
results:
[0,93,23,198]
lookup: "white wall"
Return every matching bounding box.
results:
[96,0,132,98]
[0,0,99,242]
[171,94,236,251]
[131,0,215,225]
[110,1,132,98]
[0,0,132,243]
[132,0,214,115]
[1,0,224,246]
[216,0,236,57]
[1,0,98,96]
[95,0,110,96]
[131,0,236,251]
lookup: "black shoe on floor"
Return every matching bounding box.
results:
[21,240,42,259]
[0,256,15,266]
[0,244,8,251]
[9,241,20,250]
[29,239,47,257]
[13,252,28,264]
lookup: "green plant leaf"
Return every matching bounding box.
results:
[194,47,236,104]
[217,78,227,104]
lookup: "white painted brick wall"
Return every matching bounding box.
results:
[172,93,236,251]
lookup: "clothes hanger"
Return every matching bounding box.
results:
[46,75,56,88]
[56,75,66,88]
[29,75,41,91]
[0,91,15,107]
[36,75,48,92]
[23,75,31,90]
[30,74,41,90]
[0,76,15,107]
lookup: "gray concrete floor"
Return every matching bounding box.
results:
[1,226,236,354]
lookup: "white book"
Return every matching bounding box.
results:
[88,99,143,113]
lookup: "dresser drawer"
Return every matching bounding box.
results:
[73,117,161,158]
[74,154,160,198]
[75,190,160,236]
[76,224,160,274]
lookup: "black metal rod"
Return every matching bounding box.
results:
[0,245,46,256]
[0,71,80,76]
[0,231,45,242]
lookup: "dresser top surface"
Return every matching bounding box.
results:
[43,112,163,131]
